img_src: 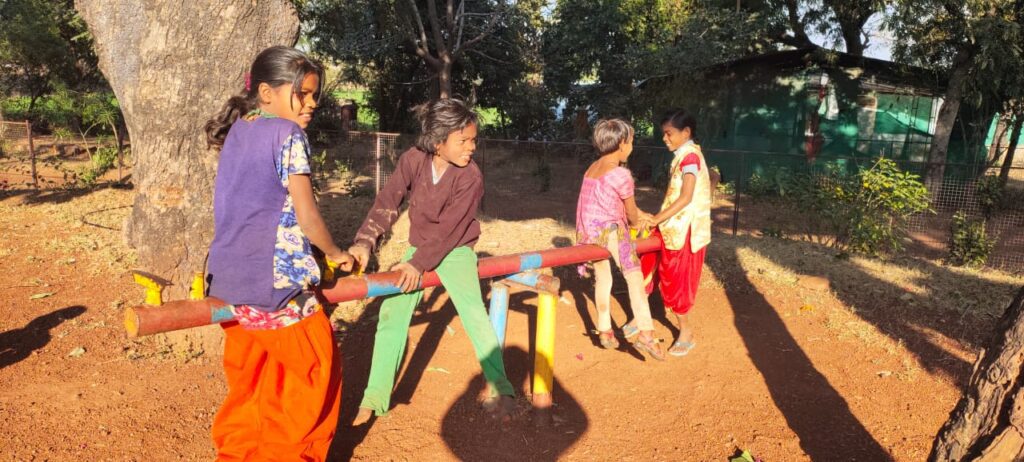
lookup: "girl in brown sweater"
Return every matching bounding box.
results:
[349,99,515,425]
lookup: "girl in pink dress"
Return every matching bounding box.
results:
[575,119,664,361]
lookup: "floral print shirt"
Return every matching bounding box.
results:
[272,133,321,291]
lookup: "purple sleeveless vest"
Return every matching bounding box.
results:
[207,117,301,312]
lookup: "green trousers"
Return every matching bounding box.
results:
[360,246,515,416]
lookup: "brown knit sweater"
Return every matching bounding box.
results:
[353,147,483,272]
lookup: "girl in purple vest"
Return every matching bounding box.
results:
[204,46,353,461]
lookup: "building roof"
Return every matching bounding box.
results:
[639,46,946,96]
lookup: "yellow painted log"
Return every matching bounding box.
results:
[189,272,205,300]
[533,291,556,398]
[131,271,164,306]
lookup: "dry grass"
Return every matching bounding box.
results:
[713,232,1024,368]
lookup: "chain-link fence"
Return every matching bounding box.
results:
[701,149,1024,272]
[321,131,1024,273]
[0,120,39,188]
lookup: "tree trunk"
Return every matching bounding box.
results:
[930,286,1024,461]
[989,116,1009,165]
[438,62,452,99]
[1000,116,1023,183]
[75,1,299,355]
[925,48,973,191]
[841,26,864,56]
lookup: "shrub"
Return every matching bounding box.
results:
[789,158,931,255]
[746,172,772,198]
[746,166,793,200]
[974,174,1004,220]
[1,90,120,135]
[78,146,119,187]
[948,211,995,267]
[716,180,735,196]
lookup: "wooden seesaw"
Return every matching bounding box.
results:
[125,236,663,420]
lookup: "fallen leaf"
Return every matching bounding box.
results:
[29,292,55,300]
[69,347,86,357]
[426,367,450,374]
[877,370,893,378]
[575,353,584,361]
[730,450,755,462]
[799,304,815,312]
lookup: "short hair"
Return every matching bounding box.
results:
[412,99,479,154]
[659,108,698,139]
[592,118,634,155]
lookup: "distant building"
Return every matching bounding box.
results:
[640,46,1000,179]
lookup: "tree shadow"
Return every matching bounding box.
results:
[440,346,588,462]
[724,233,1020,383]
[0,306,86,369]
[0,181,132,205]
[706,246,893,460]
[328,284,471,461]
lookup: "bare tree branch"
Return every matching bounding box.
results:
[468,47,511,64]
[455,0,466,50]
[453,1,505,58]
[425,0,450,59]
[403,0,430,54]
[446,0,455,32]
[782,0,814,48]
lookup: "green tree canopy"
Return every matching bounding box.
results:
[301,0,545,133]
[0,0,103,107]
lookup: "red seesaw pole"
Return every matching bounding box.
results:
[124,236,662,337]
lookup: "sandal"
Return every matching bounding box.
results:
[668,340,696,357]
[621,322,640,339]
[633,334,666,361]
[597,330,620,349]
[482,395,516,422]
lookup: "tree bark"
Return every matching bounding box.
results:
[438,62,452,99]
[930,286,1024,461]
[989,116,1009,165]
[75,1,299,354]
[925,47,973,191]
[1000,116,1023,183]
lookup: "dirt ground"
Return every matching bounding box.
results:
[2,182,1023,461]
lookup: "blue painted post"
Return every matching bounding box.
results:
[489,282,510,348]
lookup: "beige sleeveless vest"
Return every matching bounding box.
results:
[659,142,712,252]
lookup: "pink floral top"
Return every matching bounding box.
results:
[576,167,633,237]
[575,166,640,273]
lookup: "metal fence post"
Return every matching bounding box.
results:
[374,132,382,194]
[26,122,38,189]
[480,139,487,215]
[732,152,743,236]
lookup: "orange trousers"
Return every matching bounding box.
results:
[212,309,341,462]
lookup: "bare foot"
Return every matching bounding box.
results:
[482,395,516,422]
[350,407,373,426]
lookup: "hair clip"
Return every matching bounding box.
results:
[244,72,252,92]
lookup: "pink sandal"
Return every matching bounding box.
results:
[598,330,620,349]
[633,334,666,361]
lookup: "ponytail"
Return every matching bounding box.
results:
[204,92,257,148]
